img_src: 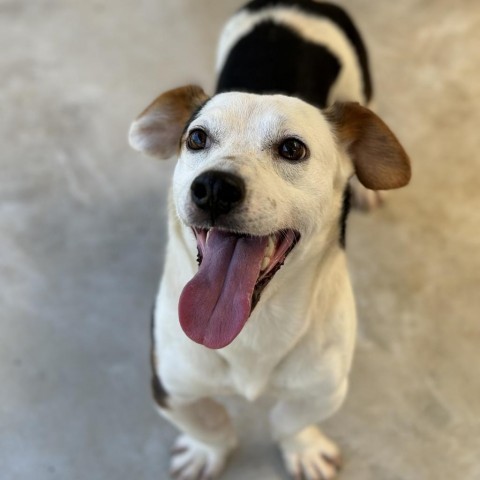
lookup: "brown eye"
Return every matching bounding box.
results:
[187,129,208,151]
[278,138,308,161]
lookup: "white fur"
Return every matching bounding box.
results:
[279,425,342,479]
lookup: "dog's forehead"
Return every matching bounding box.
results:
[197,92,327,137]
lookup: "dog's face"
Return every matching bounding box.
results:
[173,91,342,239]
[129,85,410,349]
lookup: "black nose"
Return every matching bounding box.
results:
[191,170,245,218]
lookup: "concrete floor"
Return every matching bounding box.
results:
[1,0,479,479]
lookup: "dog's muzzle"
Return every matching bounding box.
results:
[179,170,301,350]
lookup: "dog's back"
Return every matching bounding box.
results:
[216,0,372,108]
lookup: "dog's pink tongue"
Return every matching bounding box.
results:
[179,230,268,349]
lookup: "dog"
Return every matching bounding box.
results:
[128,1,411,479]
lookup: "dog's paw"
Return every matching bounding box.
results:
[349,175,386,211]
[170,434,235,480]
[279,426,342,480]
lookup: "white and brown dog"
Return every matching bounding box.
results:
[129,1,410,479]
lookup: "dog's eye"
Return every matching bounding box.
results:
[187,129,208,151]
[278,138,308,161]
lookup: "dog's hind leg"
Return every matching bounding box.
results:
[269,381,348,480]
[155,395,237,480]
[349,175,386,211]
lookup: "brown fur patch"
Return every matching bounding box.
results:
[130,85,209,159]
[325,102,411,190]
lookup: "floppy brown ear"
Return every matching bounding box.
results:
[128,85,209,159]
[325,102,411,189]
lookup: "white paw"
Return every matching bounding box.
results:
[279,426,342,480]
[349,175,386,211]
[170,434,235,480]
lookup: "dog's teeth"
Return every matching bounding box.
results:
[266,236,275,257]
[260,236,276,272]
[261,256,271,272]
[206,230,211,242]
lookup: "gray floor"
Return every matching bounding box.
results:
[1,0,479,479]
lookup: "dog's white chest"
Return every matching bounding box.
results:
[220,352,277,401]
[231,367,270,401]
[216,306,311,401]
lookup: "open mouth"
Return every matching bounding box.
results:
[178,228,300,349]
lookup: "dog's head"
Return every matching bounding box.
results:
[129,85,410,349]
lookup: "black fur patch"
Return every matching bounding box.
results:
[152,374,169,409]
[150,303,169,409]
[339,185,351,248]
[237,0,373,102]
[216,20,341,108]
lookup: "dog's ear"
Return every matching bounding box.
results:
[129,85,209,159]
[325,102,411,189]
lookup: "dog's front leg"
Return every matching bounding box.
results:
[270,381,348,480]
[156,396,237,480]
